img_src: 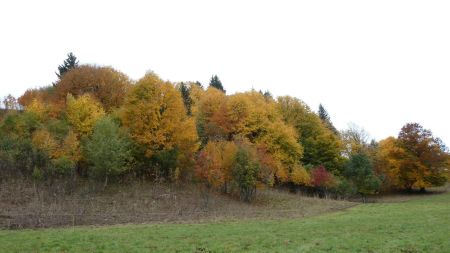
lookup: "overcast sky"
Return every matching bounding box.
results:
[1,0,449,145]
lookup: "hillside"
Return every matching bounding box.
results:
[0,180,353,229]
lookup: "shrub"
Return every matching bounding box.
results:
[232,146,260,202]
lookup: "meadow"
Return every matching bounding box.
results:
[1,191,449,253]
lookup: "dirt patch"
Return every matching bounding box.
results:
[0,179,354,229]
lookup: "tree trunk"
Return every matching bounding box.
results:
[103,175,108,190]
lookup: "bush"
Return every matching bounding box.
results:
[50,156,76,176]
[232,147,260,202]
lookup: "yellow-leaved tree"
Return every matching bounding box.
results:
[66,94,105,137]
[121,72,198,179]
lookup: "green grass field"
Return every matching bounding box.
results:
[1,193,449,253]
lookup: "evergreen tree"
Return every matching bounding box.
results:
[344,152,381,201]
[54,52,79,85]
[209,75,225,93]
[318,104,338,135]
[195,81,203,89]
[179,82,192,116]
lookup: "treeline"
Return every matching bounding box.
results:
[1,53,449,202]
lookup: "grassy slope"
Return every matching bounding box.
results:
[1,193,450,253]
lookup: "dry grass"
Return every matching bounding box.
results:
[0,179,354,229]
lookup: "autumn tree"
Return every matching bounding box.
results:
[290,164,311,186]
[54,65,132,111]
[310,166,336,197]
[374,137,406,190]
[121,72,198,179]
[2,94,20,111]
[209,75,225,93]
[196,87,228,144]
[341,123,370,157]
[397,123,448,191]
[66,94,105,137]
[195,140,238,190]
[84,117,131,186]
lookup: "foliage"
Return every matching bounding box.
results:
[2,94,21,111]
[318,104,338,135]
[3,63,449,202]
[232,144,260,202]
[55,65,132,111]
[178,82,193,116]
[49,156,76,176]
[278,96,343,174]
[290,164,311,185]
[310,166,336,189]
[341,123,370,157]
[195,140,238,189]
[66,94,105,136]
[121,72,198,178]
[344,153,380,196]
[55,52,79,81]
[209,75,225,93]
[84,117,131,183]
[397,123,448,190]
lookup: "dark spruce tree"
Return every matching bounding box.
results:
[179,82,192,116]
[318,104,338,135]
[54,52,79,86]
[209,75,225,93]
[195,81,203,89]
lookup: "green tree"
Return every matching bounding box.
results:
[55,52,79,82]
[278,96,343,174]
[84,117,131,187]
[209,75,225,93]
[344,153,380,201]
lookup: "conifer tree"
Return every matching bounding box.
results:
[318,104,338,135]
[54,52,79,85]
[179,82,193,116]
[209,75,225,93]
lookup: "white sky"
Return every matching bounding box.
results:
[1,0,449,145]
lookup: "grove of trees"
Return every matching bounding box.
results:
[1,53,449,202]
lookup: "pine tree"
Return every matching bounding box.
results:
[179,82,192,116]
[209,75,225,93]
[54,52,79,85]
[318,104,338,135]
